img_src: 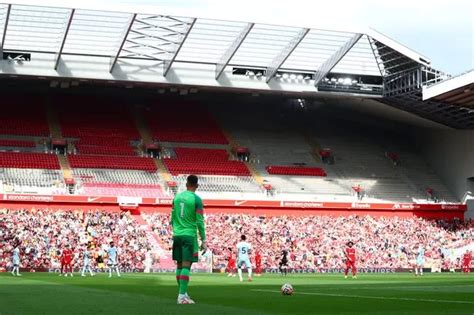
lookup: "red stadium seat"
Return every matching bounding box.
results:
[0,152,60,169]
[266,165,327,177]
[0,96,49,136]
[145,103,228,144]
[81,182,166,197]
[69,155,157,171]
[0,139,36,148]
[163,148,250,176]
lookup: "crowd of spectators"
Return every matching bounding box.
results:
[1,208,472,272]
[144,213,473,270]
[0,208,150,271]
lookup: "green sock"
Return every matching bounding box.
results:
[178,267,190,295]
[176,268,182,287]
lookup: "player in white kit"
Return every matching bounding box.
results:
[236,235,253,282]
[11,246,21,276]
[415,245,425,276]
[81,244,95,277]
[107,242,121,278]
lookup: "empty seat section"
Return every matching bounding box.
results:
[80,182,166,197]
[172,175,260,193]
[75,144,136,156]
[0,168,63,187]
[69,155,156,171]
[0,152,59,169]
[73,168,162,185]
[164,148,250,176]
[146,103,228,144]
[0,96,49,136]
[54,96,139,155]
[266,165,327,177]
[0,139,36,148]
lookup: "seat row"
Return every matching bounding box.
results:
[68,155,157,171]
[0,152,60,169]
[266,165,327,177]
[0,139,36,148]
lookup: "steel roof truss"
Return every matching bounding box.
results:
[313,33,363,86]
[215,22,254,80]
[265,27,310,83]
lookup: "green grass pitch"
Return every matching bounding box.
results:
[0,273,473,314]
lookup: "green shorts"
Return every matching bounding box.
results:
[172,235,199,263]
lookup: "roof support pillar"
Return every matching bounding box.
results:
[110,13,137,73]
[265,28,309,83]
[0,4,12,57]
[163,18,196,77]
[215,23,253,80]
[54,9,75,70]
[313,33,362,86]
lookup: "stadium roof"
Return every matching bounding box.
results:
[0,2,431,79]
[0,1,472,129]
[423,70,474,107]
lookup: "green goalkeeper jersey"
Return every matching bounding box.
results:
[171,190,206,241]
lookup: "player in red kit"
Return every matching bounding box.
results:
[255,251,262,277]
[60,245,74,277]
[344,241,357,279]
[226,248,236,277]
[462,250,471,273]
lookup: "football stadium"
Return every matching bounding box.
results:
[0,1,473,314]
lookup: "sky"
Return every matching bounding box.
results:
[16,0,474,74]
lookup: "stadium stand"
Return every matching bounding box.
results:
[0,152,60,169]
[310,117,459,203]
[0,139,36,148]
[73,168,162,185]
[55,97,140,156]
[0,208,151,270]
[80,182,166,198]
[171,175,261,194]
[0,96,49,137]
[0,96,459,203]
[266,165,327,177]
[215,103,458,202]
[69,155,157,171]
[143,212,474,270]
[0,168,64,195]
[144,103,228,144]
[74,144,136,156]
[163,148,250,176]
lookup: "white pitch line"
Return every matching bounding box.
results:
[251,289,474,305]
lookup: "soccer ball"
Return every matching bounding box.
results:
[281,283,294,296]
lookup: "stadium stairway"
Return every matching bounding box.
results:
[132,109,153,145]
[57,155,73,182]
[46,102,62,139]
[222,129,264,186]
[132,108,172,182]
[47,103,74,185]
[133,214,175,270]
[303,131,323,163]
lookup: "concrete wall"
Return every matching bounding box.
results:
[414,129,474,202]
[467,199,474,219]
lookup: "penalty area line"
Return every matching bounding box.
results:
[251,289,474,305]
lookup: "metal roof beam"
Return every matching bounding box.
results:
[384,60,416,71]
[163,18,196,77]
[265,28,309,83]
[130,30,178,44]
[215,22,253,80]
[109,13,136,73]
[0,4,11,56]
[54,9,75,70]
[313,33,362,86]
